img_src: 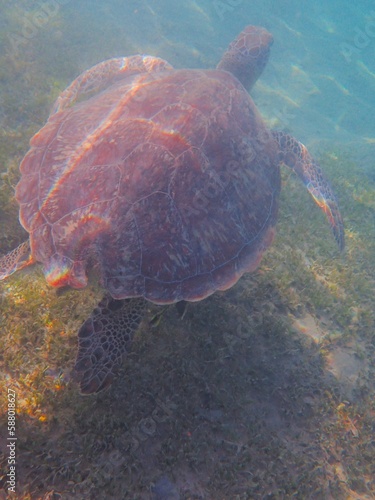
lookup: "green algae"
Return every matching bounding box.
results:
[0,8,374,496]
[0,147,374,498]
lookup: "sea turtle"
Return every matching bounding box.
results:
[0,26,344,394]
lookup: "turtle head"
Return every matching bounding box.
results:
[217,25,273,91]
[44,254,88,289]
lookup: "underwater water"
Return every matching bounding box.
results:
[0,0,374,498]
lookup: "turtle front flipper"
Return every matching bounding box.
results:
[272,131,345,251]
[74,295,146,394]
[50,55,173,115]
[0,240,34,280]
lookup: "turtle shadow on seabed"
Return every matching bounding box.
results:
[1,265,374,499]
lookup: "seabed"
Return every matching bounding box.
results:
[1,140,374,499]
[0,2,375,498]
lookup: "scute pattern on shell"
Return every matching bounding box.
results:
[16,68,280,303]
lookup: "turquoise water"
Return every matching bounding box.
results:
[0,1,374,498]
[2,0,375,148]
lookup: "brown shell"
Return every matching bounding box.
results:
[16,68,280,304]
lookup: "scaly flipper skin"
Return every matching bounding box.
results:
[272,131,345,251]
[0,240,34,280]
[74,295,146,394]
[217,25,273,90]
[51,55,173,115]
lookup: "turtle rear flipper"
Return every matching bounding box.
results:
[217,25,273,91]
[0,240,33,280]
[273,130,345,251]
[50,55,173,115]
[74,295,146,394]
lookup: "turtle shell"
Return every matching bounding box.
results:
[16,68,280,304]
